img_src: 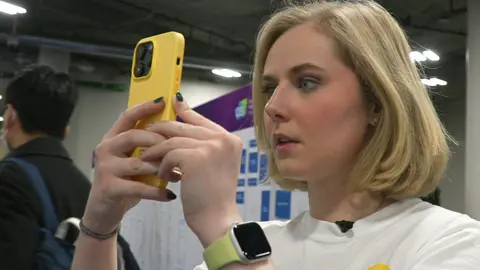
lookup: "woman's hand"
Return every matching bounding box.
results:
[82,98,178,235]
[141,93,244,247]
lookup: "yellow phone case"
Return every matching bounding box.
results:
[127,32,185,188]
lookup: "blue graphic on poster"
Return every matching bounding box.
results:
[248,152,258,173]
[249,139,257,148]
[261,191,271,221]
[275,190,292,220]
[248,178,258,187]
[259,153,268,183]
[237,178,245,187]
[236,191,245,204]
[240,149,246,174]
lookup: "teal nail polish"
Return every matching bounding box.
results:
[175,92,184,102]
[153,97,164,103]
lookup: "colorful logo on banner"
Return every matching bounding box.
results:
[235,98,249,120]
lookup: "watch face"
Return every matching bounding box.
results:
[233,222,272,261]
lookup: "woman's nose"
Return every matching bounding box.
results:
[264,88,289,123]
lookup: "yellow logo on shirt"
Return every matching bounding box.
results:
[368,264,390,270]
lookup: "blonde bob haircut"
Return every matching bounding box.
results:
[253,0,454,200]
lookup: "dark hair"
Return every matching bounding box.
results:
[4,65,78,139]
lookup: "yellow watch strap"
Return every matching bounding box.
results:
[203,231,241,270]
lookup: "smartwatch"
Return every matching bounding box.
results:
[203,221,272,270]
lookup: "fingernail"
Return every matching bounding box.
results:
[167,191,177,200]
[175,92,184,102]
[153,97,164,103]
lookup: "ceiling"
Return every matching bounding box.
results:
[0,0,467,84]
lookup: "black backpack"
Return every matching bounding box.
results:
[5,157,74,269]
[5,157,141,270]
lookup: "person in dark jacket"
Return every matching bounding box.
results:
[0,65,139,270]
[421,187,441,206]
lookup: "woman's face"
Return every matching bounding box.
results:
[262,24,372,185]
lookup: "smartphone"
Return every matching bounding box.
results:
[127,32,185,189]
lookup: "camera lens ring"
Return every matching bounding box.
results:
[145,43,153,52]
[134,64,145,77]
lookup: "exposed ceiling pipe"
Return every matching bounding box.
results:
[0,33,252,74]
[399,16,465,36]
[109,0,252,53]
[449,0,466,14]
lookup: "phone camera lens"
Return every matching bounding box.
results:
[137,46,146,60]
[145,43,153,52]
[134,64,145,77]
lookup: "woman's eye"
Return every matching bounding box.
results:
[298,78,319,92]
[261,85,277,94]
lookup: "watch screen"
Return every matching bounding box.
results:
[233,222,272,260]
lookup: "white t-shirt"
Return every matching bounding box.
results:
[194,198,480,270]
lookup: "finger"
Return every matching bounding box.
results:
[103,97,165,140]
[173,93,225,132]
[157,148,191,179]
[105,129,166,156]
[140,137,200,161]
[147,121,213,141]
[114,180,177,202]
[154,165,183,183]
[168,167,183,182]
[101,157,159,177]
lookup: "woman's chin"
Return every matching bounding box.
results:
[276,160,310,181]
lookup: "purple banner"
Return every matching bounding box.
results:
[193,84,254,132]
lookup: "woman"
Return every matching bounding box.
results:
[72,1,480,269]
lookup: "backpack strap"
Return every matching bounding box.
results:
[4,157,59,232]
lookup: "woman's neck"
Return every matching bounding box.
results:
[307,181,389,223]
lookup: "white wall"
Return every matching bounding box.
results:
[65,75,244,177]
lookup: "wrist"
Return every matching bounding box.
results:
[80,218,120,240]
[202,220,272,270]
[195,213,243,248]
[81,212,120,236]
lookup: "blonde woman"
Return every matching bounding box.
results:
[72,1,480,270]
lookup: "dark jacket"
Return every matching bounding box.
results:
[0,137,139,270]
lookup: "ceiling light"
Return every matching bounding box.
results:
[211,68,242,78]
[0,117,3,122]
[421,77,447,87]
[430,77,447,86]
[410,51,427,62]
[422,50,440,61]
[0,1,26,15]
[0,95,3,100]
[421,78,435,86]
